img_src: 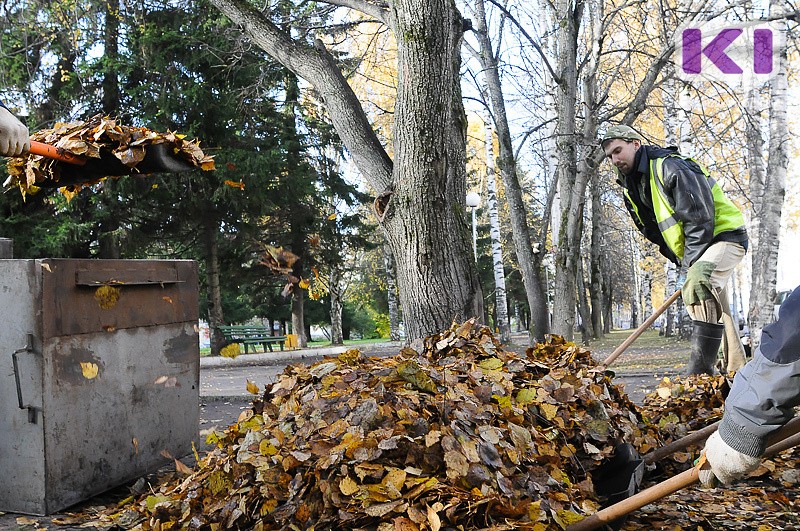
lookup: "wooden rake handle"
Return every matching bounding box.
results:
[29,140,87,165]
[601,289,682,368]
[568,415,800,531]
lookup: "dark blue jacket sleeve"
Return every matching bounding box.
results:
[718,285,800,456]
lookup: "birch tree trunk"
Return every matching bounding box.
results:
[384,245,401,341]
[642,269,653,321]
[483,116,511,343]
[661,77,679,337]
[664,262,677,336]
[210,0,482,342]
[744,85,766,254]
[576,258,592,343]
[472,0,549,342]
[748,5,788,348]
[552,0,584,340]
[629,232,641,328]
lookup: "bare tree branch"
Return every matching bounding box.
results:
[210,0,393,192]
[485,0,560,84]
[316,0,389,24]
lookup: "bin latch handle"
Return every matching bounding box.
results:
[12,333,40,424]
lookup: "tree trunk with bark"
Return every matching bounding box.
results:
[744,85,766,254]
[472,0,549,342]
[551,0,584,340]
[483,116,511,343]
[629,232,641,328]
[291,288,307,348]
[576,258,592,343]
[329,267,344,345]
[210,0,482,343]
[589,170,605,339]
[642,269,653,321]
[384,245,401,341]
[748,5,788,348]
[204,219,225,356]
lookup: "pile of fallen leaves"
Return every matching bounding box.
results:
[640,374,727,433]
[121,321,648,530]
[5,114,214,197]
[632,374,728,472]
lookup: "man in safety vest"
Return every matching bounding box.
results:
[601,124,748,375]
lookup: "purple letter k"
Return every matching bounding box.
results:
[682,28,743,74]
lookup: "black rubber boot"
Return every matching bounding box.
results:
[686,320,724,375]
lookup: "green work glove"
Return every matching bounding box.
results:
[682,261,716,306]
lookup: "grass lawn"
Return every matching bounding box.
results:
[586,328,688,351]
[586,328,691,371]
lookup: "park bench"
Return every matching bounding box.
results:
[218,325,287,354]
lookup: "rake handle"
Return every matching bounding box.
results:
[29,140,87,165]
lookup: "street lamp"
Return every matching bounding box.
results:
[465,192,481,262]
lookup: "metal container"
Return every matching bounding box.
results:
[0,259,199,515]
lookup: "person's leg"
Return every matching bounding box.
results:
[683,242,746,374]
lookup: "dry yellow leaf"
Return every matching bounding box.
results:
[80,361,99,379]
[427,504,442,531]
[339,476,360,496]
[540,402,559,420]
[220,343,240,359]
[382,468,407,496]
[246,380,260,395]
[174,458,193,475]
[94,285,121,309]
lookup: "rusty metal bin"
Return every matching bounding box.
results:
[0,259,199,515]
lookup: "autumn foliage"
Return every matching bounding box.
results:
[4,114,215,197]
[65,320,799,530]
[120,323,658,530]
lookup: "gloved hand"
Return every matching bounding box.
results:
[0,105,30,157]
[681,261,716,306]
[699,431,762,487]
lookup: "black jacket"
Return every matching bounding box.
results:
[617,145,748,267]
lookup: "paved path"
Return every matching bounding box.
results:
[200,341,402,398]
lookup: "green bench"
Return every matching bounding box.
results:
[218,325,286,354]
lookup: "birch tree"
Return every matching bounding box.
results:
[466,0,550,342]
[209,0,483,342]
[748,1,789,348]
[483,116,511,342]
